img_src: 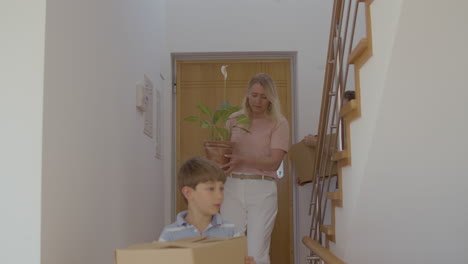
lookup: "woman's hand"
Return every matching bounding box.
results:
[302,134,318,147]
[245,256,256,264]
[221,154,243,173]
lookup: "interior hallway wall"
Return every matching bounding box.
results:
[41,1,168,263]
[341,0,468,263]
[0,1,46,264]
[166,1,332,263]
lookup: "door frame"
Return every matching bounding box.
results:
[170,51,298,262]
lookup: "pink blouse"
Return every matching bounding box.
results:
[227,111,289,178]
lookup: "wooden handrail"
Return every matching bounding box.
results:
[302,237,345,264]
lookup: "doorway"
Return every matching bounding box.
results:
[173,54,296,264]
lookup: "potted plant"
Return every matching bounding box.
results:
[184,65,250,165]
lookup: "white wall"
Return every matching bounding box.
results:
[166,1,332,263]
[0,1,46,264]
[41,1,168,263]
[167,0,331,137]
[340,0,468,263]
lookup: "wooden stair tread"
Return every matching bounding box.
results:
[320,225,335,235]
[339,99,358,117]
[327,191,341,201]
[348,38,369,64]
[321,225,335,236]
[332,150,349,161]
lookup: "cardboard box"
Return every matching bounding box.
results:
[115,236,247,264]
[289,136,338,186]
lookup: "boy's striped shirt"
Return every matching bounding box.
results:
[158,211,241,242]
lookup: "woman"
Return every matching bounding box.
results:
[221,73,289,264]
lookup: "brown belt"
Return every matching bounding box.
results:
[229,173,275,181]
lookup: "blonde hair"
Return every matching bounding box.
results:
[242,73,283,121]
[177,157,226,204]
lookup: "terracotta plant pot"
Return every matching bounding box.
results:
[204,140,235,166]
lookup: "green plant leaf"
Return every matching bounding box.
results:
[225,106,241,119]
[230,105,241,112]
[217,109,232,123]
[184,101,250,142]
[201,119,210,128]
[197,103,212,117]
[216,127,229,141]
[235,114,250,124]
[184,116,201,122]
[213,109,223,125]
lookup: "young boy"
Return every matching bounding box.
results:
[158,157,255,264]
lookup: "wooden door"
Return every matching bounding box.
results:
[176,59,293,264]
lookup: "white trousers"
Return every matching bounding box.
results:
[221,177,278,264]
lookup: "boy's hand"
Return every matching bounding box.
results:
[245,256,256,264]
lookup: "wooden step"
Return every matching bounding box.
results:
[332,150,349,161]
[348,38,369,64]
[328,190,343,207]
[320,225,335,236]
[339,99,358,117]
[327,191,341,201]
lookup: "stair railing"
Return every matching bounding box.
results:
[304,0,370,263]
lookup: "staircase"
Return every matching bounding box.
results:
[302,0,374,262]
